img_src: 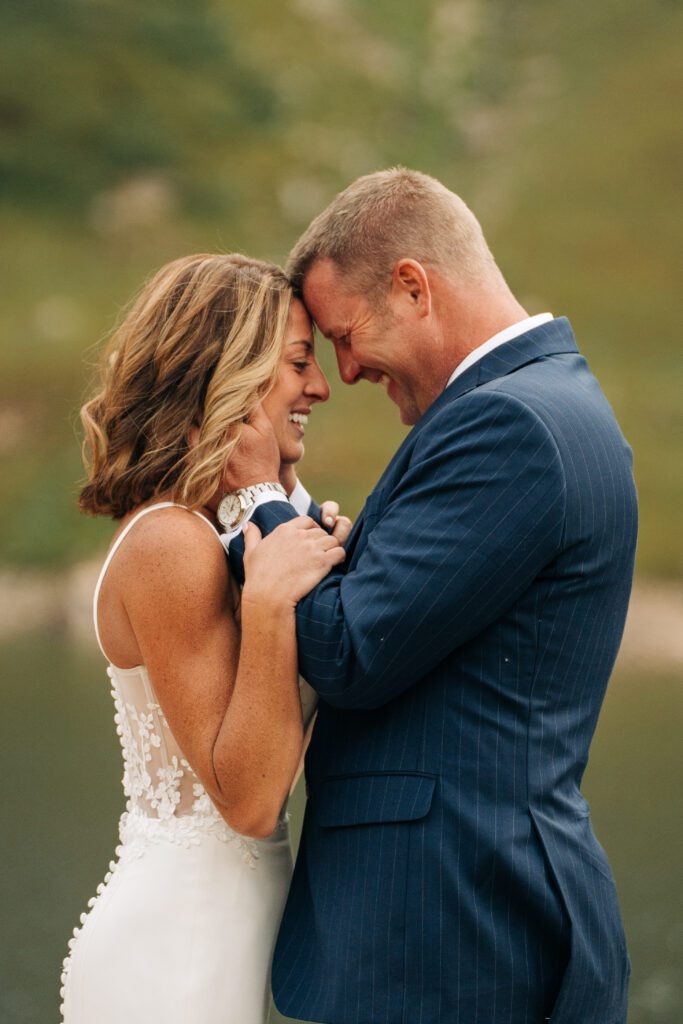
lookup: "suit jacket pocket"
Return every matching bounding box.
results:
[315,771,436,828]
[301,772,437,1017]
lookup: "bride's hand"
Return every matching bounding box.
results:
[320,500,353,545]
[241,516,346,609]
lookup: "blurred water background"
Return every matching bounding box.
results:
[0,1,681,1022]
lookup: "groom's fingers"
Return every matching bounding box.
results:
[245,401,270,432]
[222,401,280,492]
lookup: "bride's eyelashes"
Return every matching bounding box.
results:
[292,361,311,373]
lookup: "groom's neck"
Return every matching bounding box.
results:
[434,280,529,382]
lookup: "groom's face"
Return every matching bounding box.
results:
[302,258,425,425]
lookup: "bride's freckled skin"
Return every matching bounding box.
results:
[260,298,330,469]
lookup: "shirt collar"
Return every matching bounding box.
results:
[288,479,312,516]
[446,313,554,388]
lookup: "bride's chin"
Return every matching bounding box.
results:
[281,444,304,465]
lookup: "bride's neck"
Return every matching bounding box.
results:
[279,463,298,496]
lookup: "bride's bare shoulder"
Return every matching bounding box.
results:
[115,506,229,605]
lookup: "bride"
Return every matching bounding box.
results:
[61,253,350,1023]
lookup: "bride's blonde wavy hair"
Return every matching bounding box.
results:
[78,253,293,519]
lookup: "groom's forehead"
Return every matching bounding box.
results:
[303,258,348,307]
[303,260,362,336]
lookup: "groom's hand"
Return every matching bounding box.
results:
[222,403,280,491]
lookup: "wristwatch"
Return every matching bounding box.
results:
[216,482,287,531]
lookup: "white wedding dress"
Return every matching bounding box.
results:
[60,503,317,1023]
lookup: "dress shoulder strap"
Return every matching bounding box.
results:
[92,502,223,658]
[189,508,223,542]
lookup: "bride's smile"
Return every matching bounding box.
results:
[288,410,309,433]
[261,297,329,465]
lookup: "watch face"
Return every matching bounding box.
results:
[217,493,243,529]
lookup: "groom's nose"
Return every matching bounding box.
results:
[336,346,363,385]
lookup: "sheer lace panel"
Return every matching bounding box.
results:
[110,664,217,819]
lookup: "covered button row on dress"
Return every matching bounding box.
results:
[59,846,123,1021]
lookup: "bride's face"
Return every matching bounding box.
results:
[261,298,330,465]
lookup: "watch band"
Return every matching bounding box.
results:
[216,482,287,531]
[241,482,287,502]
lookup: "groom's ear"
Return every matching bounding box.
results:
[391,259,431,317]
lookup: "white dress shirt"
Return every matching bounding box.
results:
[288,479,314,516]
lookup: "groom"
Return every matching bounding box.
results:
[225,169,636,1023]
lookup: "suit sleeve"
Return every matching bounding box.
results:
[247,390,566,709]
[225,489,323,579]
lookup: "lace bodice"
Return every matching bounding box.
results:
[110,662,225,819]
[89,502,292,864]
[87,501,316,857]
[107,661,275,864]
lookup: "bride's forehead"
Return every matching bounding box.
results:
[287,295,314,328]
[285,338,313,353]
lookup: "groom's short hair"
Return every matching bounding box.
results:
[286,167,498,301]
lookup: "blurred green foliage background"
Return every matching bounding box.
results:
[1,3,682,1022]
[1,0,681,575]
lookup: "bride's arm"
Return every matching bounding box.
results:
[211,578,300,836]
[121,509,343,838]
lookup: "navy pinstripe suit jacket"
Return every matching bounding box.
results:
[231,318,637,1024]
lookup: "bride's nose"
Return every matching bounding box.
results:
[305,363,330,404]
